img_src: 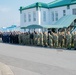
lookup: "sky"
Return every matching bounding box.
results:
[0,0,54,27]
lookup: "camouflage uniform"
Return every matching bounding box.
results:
[74,32,76,49]
[66,32,72,49]
[23,33,26,45]
[27,33,30,45]
[37,33,40,46]
[43,32,48,47]
[30,33,34,45]
[48,33,53,47]
[34,32,37,46]
[53,33,58,48]
[62,33,65,48]
[58,32,62,48]
[71,32,74,48]
[40,32,43,46]
[58,32,65,48]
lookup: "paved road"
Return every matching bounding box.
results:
[0,43,76,75]
[0,62,14,75]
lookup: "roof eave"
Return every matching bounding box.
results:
[21,6,49,11]
[49,3,76,8]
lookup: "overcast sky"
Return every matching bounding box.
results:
[0,0,54,27]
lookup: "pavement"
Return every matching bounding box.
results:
[0,62,14,75]
[0,43,76,75]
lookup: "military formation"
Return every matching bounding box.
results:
[0,30,76,50]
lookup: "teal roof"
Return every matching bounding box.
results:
[20,0,76,11]
[54,15,76,27]
[48,0,76,8]
[20,2,48,10]
[21,25,43,29]
[25,25,43,29]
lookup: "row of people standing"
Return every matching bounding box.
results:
[2,32,19,44]
[18,31,76,49]
[1,31,76,50]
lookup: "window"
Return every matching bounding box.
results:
[28,13,31,22]
[63,10,66,16]
[33,12,36,21]
[72,9,76,15]
[52,12,54,21]
[55,11,58,21]
[24,13,26,22]
[43,11,46,21]
[67,5,70,9]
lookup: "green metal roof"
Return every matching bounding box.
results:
[20,0,76,11]
[26,25,44,29]
[43,25,64,28]
[48,0,76,8]
[54,15,76,27]
[21,25,44,29]
[21,24,65,29]
[20,2,48,10]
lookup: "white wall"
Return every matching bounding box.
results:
[20,4,76,27]
[20,8,39,27]
[70,4,76,14]
[49,4,76,24]
[20,7,49,27]
[40,8,49,25]
[50,6,67,24]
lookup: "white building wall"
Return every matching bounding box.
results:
[49,4,76,24]
[20,8,39,27]
[50,6,68,24]
[20,4,76,27]
[20,7,49,27]
[70,4,76,15]
[40,8,49,25]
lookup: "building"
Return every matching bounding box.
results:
[0,25,22,32]
[19,0,76,30]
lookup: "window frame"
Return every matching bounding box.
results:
[51,12,54,21]
[24,13,26,22]
[72,9,76,15]
[55,11,58,21]
[28,12,31,22]
[43,11,46,22]
[33,11,36,21]
[63,10,66,16]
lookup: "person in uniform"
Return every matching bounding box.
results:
[23,32,27,45]
[34,32,37,46]
[27,32,30,45]
[66,31,72,49]
[73,31,76,50]
[43,32,48,47]
[58,32,65,48]
[19,32,22,45]
[52,32,58,48]
[71,32,74,48]
[58,32,62,48]
[30,32,34,45]
[18,32,22,45]
[62,32,65,48]
[37,32,40,46]
[48,32,53,47]
[9,32,13,43]
[40,32,43,46]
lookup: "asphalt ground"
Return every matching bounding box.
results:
[0,43,76,75]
